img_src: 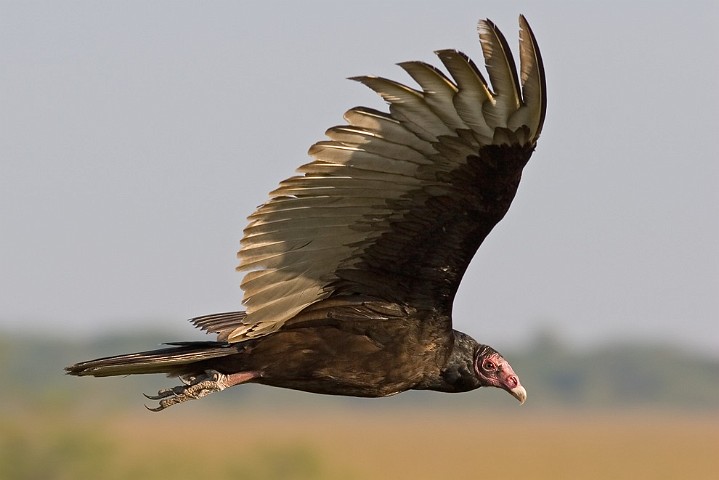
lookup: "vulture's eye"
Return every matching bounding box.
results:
[483,361,496,371]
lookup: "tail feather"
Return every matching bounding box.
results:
[65,341,236,377]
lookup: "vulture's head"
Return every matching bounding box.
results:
[474,345,527,404]
[437,332,526,403]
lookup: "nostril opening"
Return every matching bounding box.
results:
[507,375,518,388]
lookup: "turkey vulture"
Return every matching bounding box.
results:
[66,15,546,411]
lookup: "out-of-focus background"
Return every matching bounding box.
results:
[2,1,718,479]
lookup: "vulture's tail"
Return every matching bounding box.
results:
[65,341,237,377]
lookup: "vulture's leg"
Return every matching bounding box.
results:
[144,370,259,412]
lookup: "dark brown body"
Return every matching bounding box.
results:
[194,305,453,397]
[66,299,502,402]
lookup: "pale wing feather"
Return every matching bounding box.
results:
[350,76,455,141]
[343,107,437,156]
[324,127,434,164]
[229,17,546,342]
[508,15,547,139]
[307,143,423,174]
[477,19,522,130]
[243,216,370,238]
[397,61,467,131]
[435,49,494,144]
[246,204,390,226]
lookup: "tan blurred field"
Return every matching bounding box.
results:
[3,407,717,480]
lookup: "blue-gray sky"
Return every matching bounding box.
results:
[2,1,717,355]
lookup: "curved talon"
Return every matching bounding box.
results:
[145,403,167,412]
[143,387,178,400]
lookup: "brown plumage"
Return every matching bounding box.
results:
[66,15,546,411]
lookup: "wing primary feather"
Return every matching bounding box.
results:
[350,75,454,141]
[477,18,522,114]
[396,61,467,131]
[434,49,494,142]
[342,107,436,155]
[515,14,547,141]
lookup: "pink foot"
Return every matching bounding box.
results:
[144,369,259,412]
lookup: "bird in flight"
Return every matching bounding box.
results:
[67,15,546,411]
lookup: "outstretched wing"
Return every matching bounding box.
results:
[227,16,546,342]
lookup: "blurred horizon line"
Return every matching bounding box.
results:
[1,318,717,360]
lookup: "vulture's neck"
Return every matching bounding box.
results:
[414,330,482,393]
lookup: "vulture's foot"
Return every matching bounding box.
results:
[144,369,257,412]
